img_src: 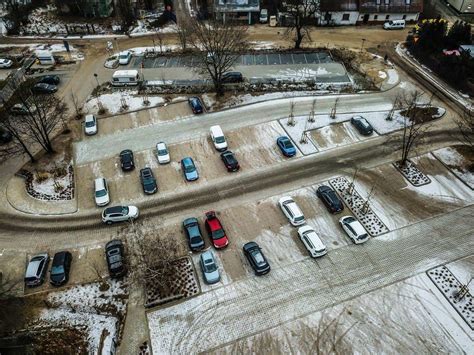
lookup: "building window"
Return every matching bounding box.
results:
[376,0,381,4]
[402,14,407,19]
[386,14,390,20]
[342,13,350,21]
[384,0,390,4]
[374,15,378,20]
[405,0,411,4]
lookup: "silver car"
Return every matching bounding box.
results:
[24,253,49,287]
[102,205,139,224]
[200,250,220,284]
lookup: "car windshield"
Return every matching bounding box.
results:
[212,229,225,239]
[215,136,225,144]
[358,233,368,240]
[122,155,131,162]
[85,121,95,127]
[119,54,129,59]
[190,236,201,244]
[121,206,129,215]
[158,149,168,156]
[294,216,304,222]
[204,260,217,273]
[251,250,265,266]
[185,164,195,173]
[51,265,64,275]
[95,189,107,198]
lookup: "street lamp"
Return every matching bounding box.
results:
[93,73,100,88]
[360,38,366,52]
[114,37,120,54]
[93,73,103,112]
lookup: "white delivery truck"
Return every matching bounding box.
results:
[111,70,140,86]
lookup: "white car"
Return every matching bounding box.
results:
[339,216,369,244]
[278,196,305,226]
[102,205,139,224]
[297,225,327,258]
[94,178,110,207]
[84,114,97,135]
[0,59,13,69]
[118,51,132,65]
[156,141,170,164]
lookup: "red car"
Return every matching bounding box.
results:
[204,211,229,249]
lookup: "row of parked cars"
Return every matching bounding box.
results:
[24,240,126,288]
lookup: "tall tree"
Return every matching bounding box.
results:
[3,0,32,35]
[285,0,319,49]
[188,19,248,96]
[116,0,137,29]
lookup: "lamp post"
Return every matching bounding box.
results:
[114,37,120,54]
[93,73,103,112]
[360,38,366,52]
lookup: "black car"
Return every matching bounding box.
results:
[350,116,374,136]
[38,75,60,85]
[140,167,157,194]
[222,72,243,83]
[183,217,205,251]
[0,127,12,144]
[50,251,72,287]
[120,149,135,171]
[105,240,127,278]
[243,242,271,276]
[220,151,240,172]
[316,185,344,213]
[32,83,58,94]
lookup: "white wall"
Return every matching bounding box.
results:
[326,11,359,25]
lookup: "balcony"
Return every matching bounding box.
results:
[359,4,423,13]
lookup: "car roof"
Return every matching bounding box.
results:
[348,219,366,235]
[105,205,125,214]
[85,114,95,121]
[94,178,105,189]
[201,250,214,260]
[300,227,326,250]
[52,251,69,264]
[182,157,193,165]
[156,142,166,149]
[206,216,222,230]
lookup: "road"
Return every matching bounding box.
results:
[147,204,474,353]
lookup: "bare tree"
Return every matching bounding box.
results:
[116,0,137,29]
[175,23,193,52]
[0,109,36,162]
[188,19,248,96]
[454,106,474,148]
[285,0,319,49]
[3,0,31,35]
[398,91,432,167]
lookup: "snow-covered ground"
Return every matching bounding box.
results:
[85,91,166,115]
[31,172,71,198]
[34,280,127,355]
[432,146,474,189]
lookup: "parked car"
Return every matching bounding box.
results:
[140,167,158,194]
[204,211,229,249]
[222,71,243,83]
[259,8,268,23]
[181,157,199,181]
[339,216,369,244]
[316,185,344,213]
[183,217,205,251]
[32,83,57,94]
[38,75,60,85]
[118,50,132,65]
[0,58,13,68]
[220,151,240,172]
[276,136,297,157]
[297,226,327,258]
[210,125,228,151]
[94,177,110,207]
[0,127,12,144]
[105,240,127,278]
[84,114,98,135]
[279,196,305,226]
[351,116,374,136]
[243,242,270,276]
[50,251,72,287]
[200,250,220,284]
[383,19,405,30]
[10,103,35,115]
[24,253,49,287]
[119,149,135,171]
[188,97,204,114]
[102,205,139,224]
[156,141,170,164]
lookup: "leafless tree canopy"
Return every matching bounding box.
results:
[188,19,248,96]
[398,91,433,167]
[175,23,193,52]
[454,107,474,148]
[285,0,319,49]
[0,80,68,162]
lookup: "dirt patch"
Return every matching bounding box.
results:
[454,145,474,173]
[400,106,441,124]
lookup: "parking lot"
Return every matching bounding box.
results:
[75,121,300,210]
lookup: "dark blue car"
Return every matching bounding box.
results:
[188,97,204,114]
[276,136,296,157]
[181,157,199,181]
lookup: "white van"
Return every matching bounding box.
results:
[111,70,140,86]
[260,9,268,23]
[297,225,327,258]
[210,125,228,151]
[383,19,406,30]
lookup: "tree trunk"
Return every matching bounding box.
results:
[295,27,303,49]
